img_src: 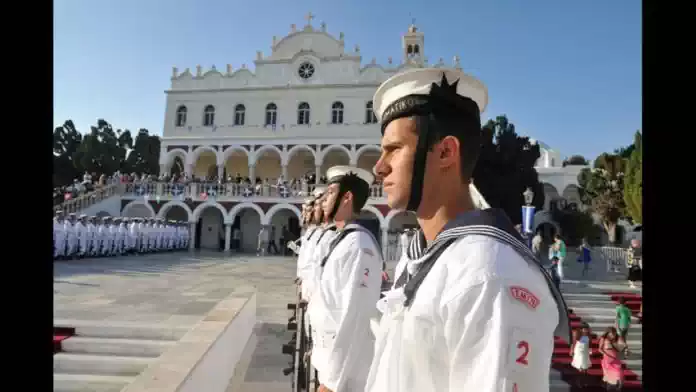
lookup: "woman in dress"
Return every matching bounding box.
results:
[599,327,625,390]
[570,326,592,387]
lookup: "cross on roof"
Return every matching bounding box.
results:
[305,12,314,24]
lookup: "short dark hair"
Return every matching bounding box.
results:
[618,297,626,305]
[338,173,370,213]
[415,113,481,181]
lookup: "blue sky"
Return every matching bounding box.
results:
[54,0,641,161]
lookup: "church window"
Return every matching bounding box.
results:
[298,102,311,125]
[298,62,315,80]
[175,105,187,127]
[365,101,377,124]
[203,105,215,126]
[234,104,246,126]
[407,45,413,54]
[265,103,277,126]
[331,101,344,124]
[414,44,420,54]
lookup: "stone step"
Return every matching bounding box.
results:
[53,373,135,392]
[565,299,629,309]
[54,353,154,377]
[54,319,189,341]
[61,336,176,357]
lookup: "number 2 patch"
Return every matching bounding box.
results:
[507,327,534,372]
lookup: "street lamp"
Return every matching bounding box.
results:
[521,187,535,248]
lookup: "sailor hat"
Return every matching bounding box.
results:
[326,166,374,187]
[79,214,87,219]
[312,185,328,198]
[372,68,488,123]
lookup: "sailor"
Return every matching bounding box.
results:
[85,216,96,257]
[54,211,66,259]
[137,218,146,253]
[128,218,139,254]
[74,215,88,258]
[64,214,77,258]
[365,68,569,392]
[96,217,108,257]
[296,186,332,299]
[307,166,383,392]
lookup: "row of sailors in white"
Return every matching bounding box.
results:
[53,212,190,258]
[289,68,569,392]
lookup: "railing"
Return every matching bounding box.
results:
[596,246,629,273]
[122,182,386,202]
[53,183,124,214]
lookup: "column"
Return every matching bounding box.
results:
[217,164,224,180]
[159,164,168,176]
[281,165,288,181]
[224,224,232,252]
[315,165,321,184]
[189,222,196,251]
[381,228,389,260]
[249,165,256,184]
[185,164,193,177]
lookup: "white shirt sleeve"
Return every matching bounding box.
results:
[321,234,382,392]
[442,278,556,391]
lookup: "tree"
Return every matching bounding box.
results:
[52,119,161,186]
[126,129,161,175]
[563,155,589,166]
[624,130,642,224]
[53,120,83,187]
[577,152,627,244]
[473,115,545,224]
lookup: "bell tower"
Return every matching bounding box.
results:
[402,20,425,65]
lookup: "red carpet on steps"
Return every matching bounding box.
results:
[53,327,75,354]
[551,310,643,391]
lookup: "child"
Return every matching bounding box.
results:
[577,238,592,277]
[548,256,561,289]
[570,326,592,387]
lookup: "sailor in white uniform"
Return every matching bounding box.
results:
[54,211,66,259]
[365,68,570,392]
[85,216,97,257]
[65,214,77,257]
[296,186,330,297]
[308,166,383,392]
[96,217,108,256]
[75,215,88,258]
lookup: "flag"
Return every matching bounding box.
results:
[279,186,290,198]
[243,187,253,197]
[521,206,535,234]
[200,192,208,200]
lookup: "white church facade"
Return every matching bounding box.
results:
[117,15,586,253]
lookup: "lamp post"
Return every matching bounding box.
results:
[522,187,535,248]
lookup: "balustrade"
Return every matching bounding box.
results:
[122,181,385,201]
[53,183,123,214]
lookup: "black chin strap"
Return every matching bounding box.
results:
[406,116,433,212]
[328,182,346,221]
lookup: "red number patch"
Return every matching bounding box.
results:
[516,341,530,365]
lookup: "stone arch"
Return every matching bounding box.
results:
[253,145,283,181]
[351,144,381,165]
[562,184,581,204]
[95,211,111,218]
[284,144,317,166]
[319,144,353,165]
[157,200,193,221]
[188,145,220,166]
[222,145,251,165]
[532,210,560,234]
[541,182,561,211]
[253,145,283,164]
[192,201,229,223]
[228,202,266,224]
[264,203,302,225]
[122,200,156,217]
[162,148,188,166]
[384,208,405,229]
[360,204,386,229]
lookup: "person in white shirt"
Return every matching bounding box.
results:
[85,216,97,257]
[54,211,66,259]
[308,166,382,392]
[365,68,570,392]
[96,217,108,256]
[74,215,88,258]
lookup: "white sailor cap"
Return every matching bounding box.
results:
[372,68,488,123]
[312,185,328,198]
[79,214,87,219]
[326,166,374,187]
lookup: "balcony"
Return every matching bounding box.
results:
[122,182,386,204]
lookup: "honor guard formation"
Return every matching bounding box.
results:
[52,212,190,259]
[282,67,571,392]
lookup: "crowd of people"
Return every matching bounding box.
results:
[52,210,190,259]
